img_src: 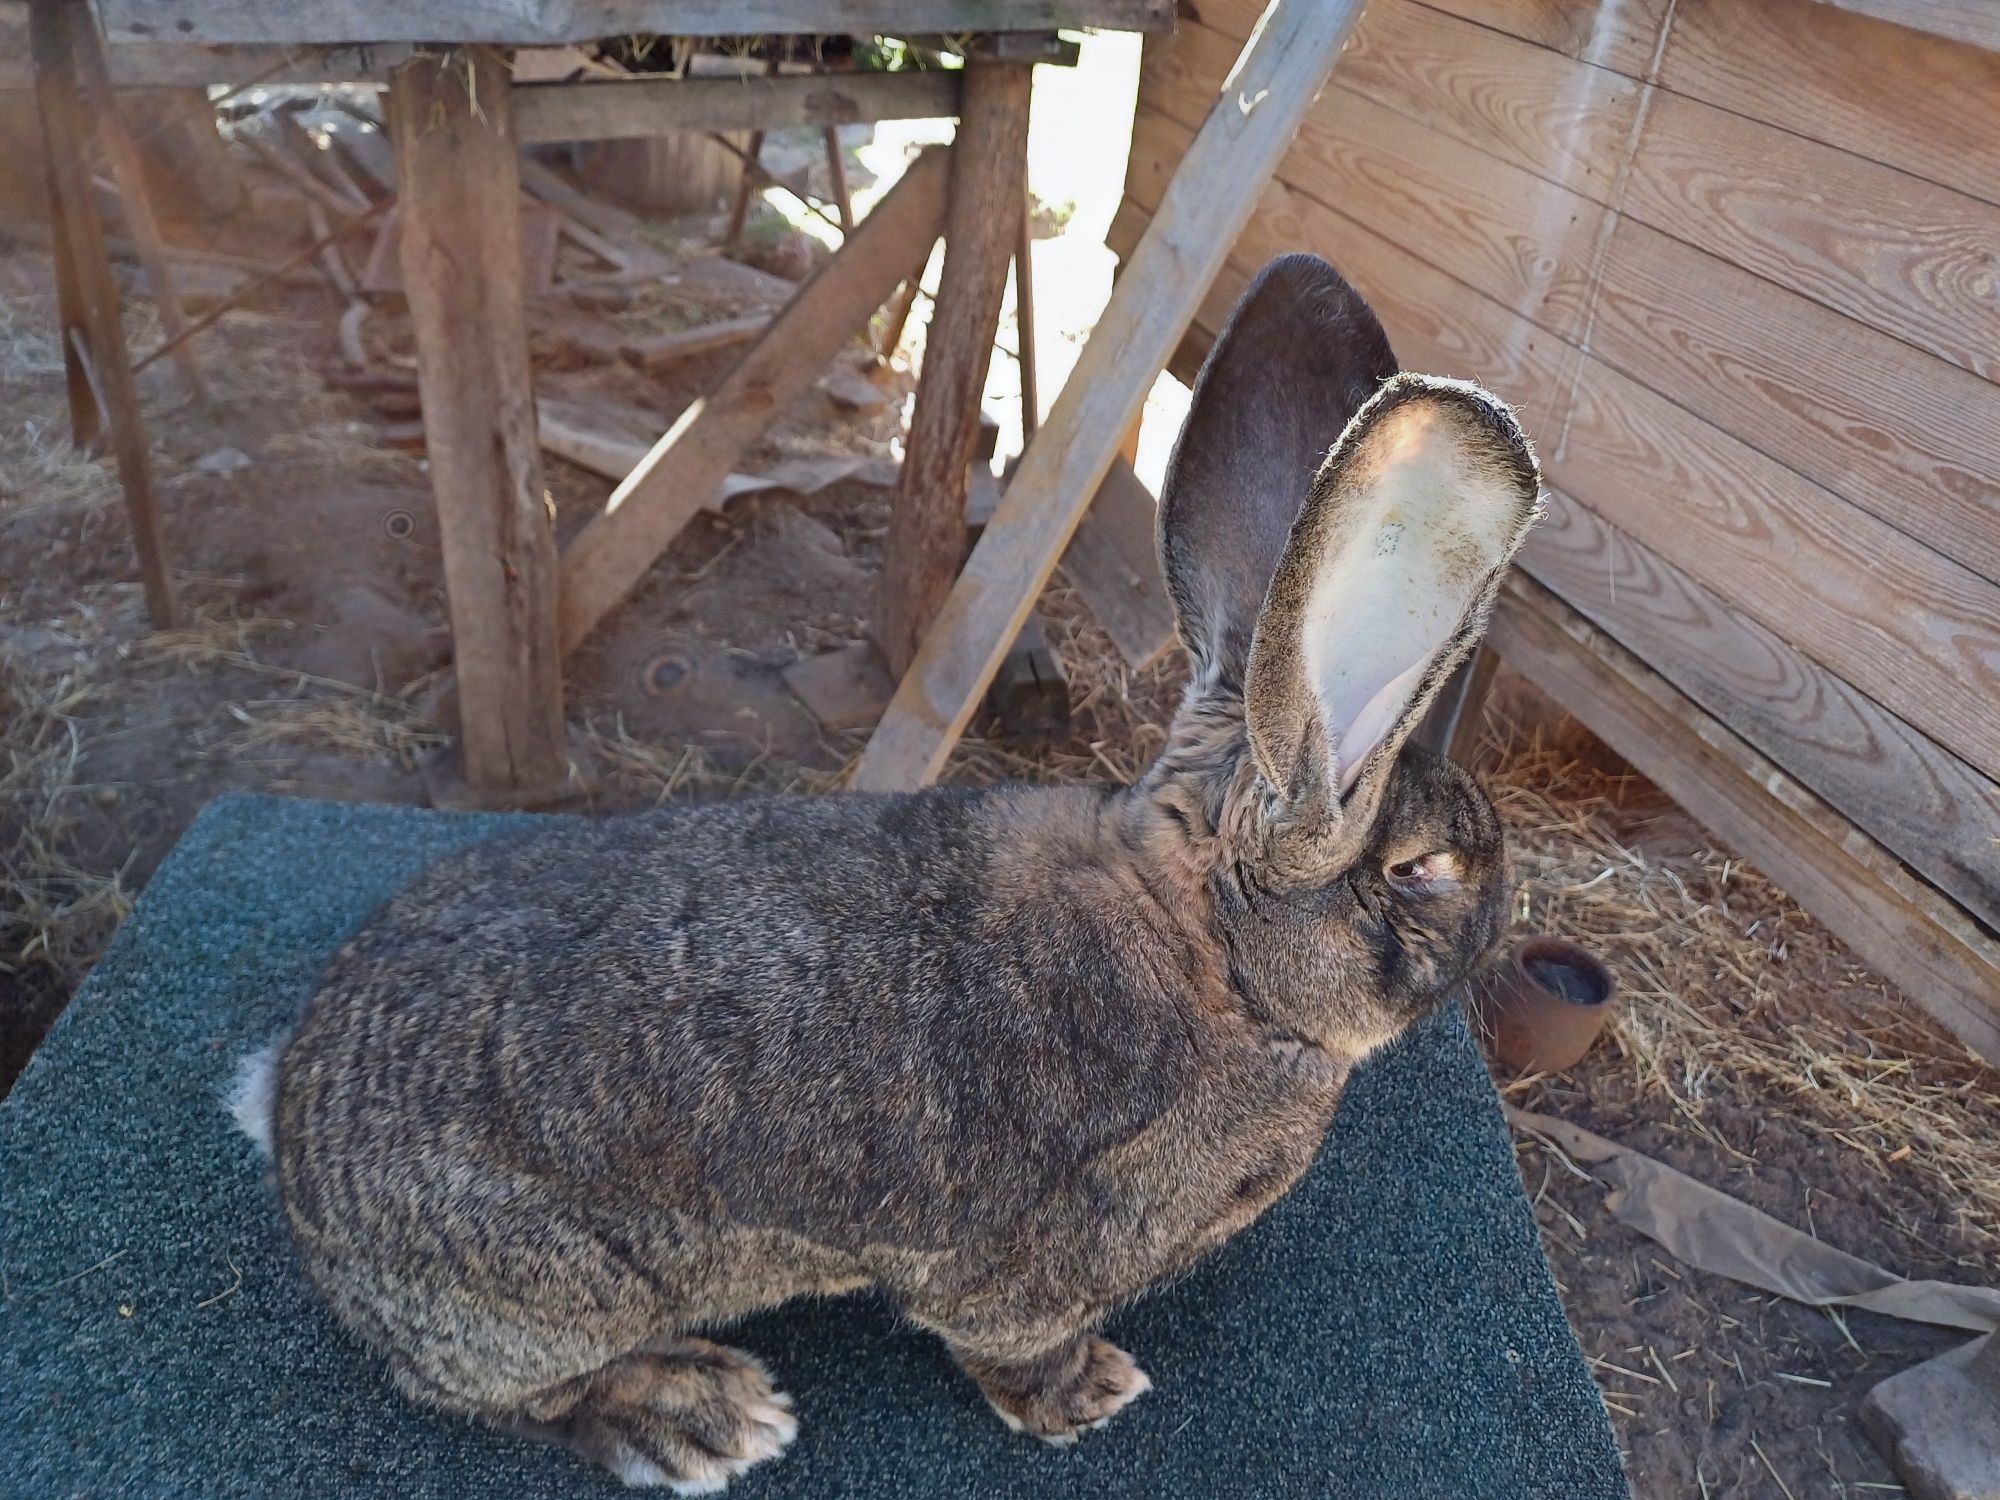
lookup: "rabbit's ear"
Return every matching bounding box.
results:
[1158,255,1399,690]
[1245,375,1541,862]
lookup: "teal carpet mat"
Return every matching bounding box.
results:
[1,794,1625,1498]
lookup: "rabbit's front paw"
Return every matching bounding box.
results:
[566,1338,798,1493]
[970,1334,1153,1448]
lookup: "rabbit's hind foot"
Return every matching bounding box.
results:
[960,1333,1152,1448]
[547,1337,798,1493]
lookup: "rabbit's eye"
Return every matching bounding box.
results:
[1386,853,1458,890]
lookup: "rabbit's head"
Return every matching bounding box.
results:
[1135,254,1541,1057]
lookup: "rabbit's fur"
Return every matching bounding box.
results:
[253,256,1542,1491]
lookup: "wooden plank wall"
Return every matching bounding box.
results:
[1111,0,2000,1048]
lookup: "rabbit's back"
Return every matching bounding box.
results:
[274,786,1243,1268]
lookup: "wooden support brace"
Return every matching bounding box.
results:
[31,0,176,627]
[559,145,952,656]
[874,61,1033,677]
[388,46,566,794]
[853,0,1370,789]
[514,69,962,146]
[1488,575,2000,1066]
[1015,182,1039,440]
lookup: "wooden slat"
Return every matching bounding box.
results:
[1523,491,2000,930]
[1812,0,2000,51]
[1110,189,2000,839]
[390,47,566,794]
[1489,575,2000,1067]
[94,0,1174,44]
[1192,0,1644,204]
[1621,90,2000,382]
[1587,218,2000,586]
[1060,457,1176,669]
[558,147,950,656]
[1657,0,2000,208]
[513,70,962,145]
[853,0,1373,791]
[875,63,1031,677]
[1408,0,1671,77]
[1135,43,1607,339]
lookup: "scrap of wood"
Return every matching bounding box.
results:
[513,69,963,144]
[783,642,899,733]
[853,0,1371,789]
[557,145,951,656]
[620,314,770,369]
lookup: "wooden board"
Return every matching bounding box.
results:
[1059,456,1176,669]
[1524,490,2000,932]
[853,0,1373,790]
[1489,575,2000,1067]
[558,146,950,656]
[1133,52,1607,338]
[389,47,566,793]
[1619,89,2000,382]
[1811,0,2000,50]
[94,0,1173,44]
[1407,0,1671,76]
[1657,0,2000,207]
[1586,218,2000,587]
[1190,0,1645,204]
[513,69,962,145]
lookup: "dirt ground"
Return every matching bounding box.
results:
[4,114,1996,1500]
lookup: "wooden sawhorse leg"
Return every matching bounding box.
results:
[388,47,567,797]
[30,0,176,628]
[873,60,1032,678]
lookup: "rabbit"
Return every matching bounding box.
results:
[240,253,1542,1493]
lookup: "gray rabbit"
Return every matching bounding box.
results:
[232,255,1541,1492]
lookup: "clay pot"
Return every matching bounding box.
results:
[1469,936,1616,1076]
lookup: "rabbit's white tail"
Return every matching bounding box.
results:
[226,1039,283,1156]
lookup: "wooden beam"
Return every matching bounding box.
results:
[93,1,1175,45]
[852,0,1372,790]
[388,46,565,794]
[1488,575,2000,1068]
[31,0,175,627]
[513,70,963,145]
[874,62,1032,677]
[558,145,951,656]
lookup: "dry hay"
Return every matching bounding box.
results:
[1474,704,2000,1262]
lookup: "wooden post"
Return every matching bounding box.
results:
[823,125,854,231]
[853,0,1371,791]
[873,60,1032,677]
[31,0,175,627]
[388,47,566,795]
[68,16,207,403]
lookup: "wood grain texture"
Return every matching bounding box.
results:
[1412,0,1671,77]
[1658,0,2000,207]
[875,63,1030,678]
[513,70,962,145]
[1131,69,1607,338]
[1587,218,2000,586]
[95,0,1173,44]
[854,0,1372,790]
[389,47,566,792]
[1490,575,2000,1066]
[1622,90,2000,381]
[560,147,950,656]
[1523,490,2000,930]
[1812,0,2000,51]
[1192,0,1644,203]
